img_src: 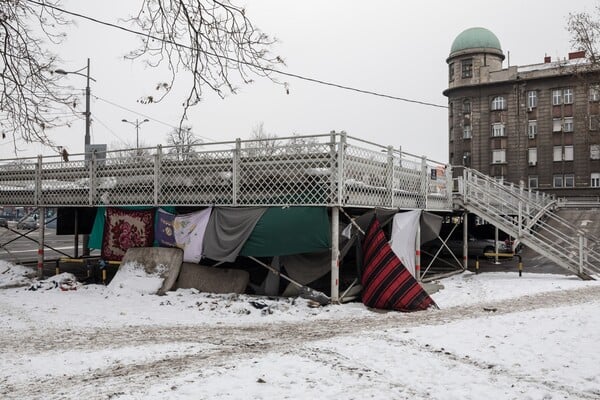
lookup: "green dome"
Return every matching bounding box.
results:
[450,27,502,54]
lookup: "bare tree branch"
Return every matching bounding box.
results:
[0,0,77,153]
[127,0,284,124]
[2,0,283,152]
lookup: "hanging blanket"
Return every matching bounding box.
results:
[155,209,177,247]
[361,217,435,312]
[173,208,212,263]
[101,208,155,261]
[202,207,267,262]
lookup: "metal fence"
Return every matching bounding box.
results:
[0,133,452,210]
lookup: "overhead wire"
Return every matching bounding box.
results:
[93,115,130,148]
[26,0,448,109]
[93,94,223,143]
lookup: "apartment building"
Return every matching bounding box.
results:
[444,27,600,197]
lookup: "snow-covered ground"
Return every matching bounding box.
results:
[1,260,599,399]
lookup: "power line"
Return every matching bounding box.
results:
[26,0,448,109]
[93,115,129,148]
[93,94,222,143]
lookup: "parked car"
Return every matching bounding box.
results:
[0,218,7,228]
[16,218,38,230]
[422,234,516,259]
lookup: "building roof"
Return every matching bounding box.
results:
[450,27,502,55]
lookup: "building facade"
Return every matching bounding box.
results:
[444,27,600,197]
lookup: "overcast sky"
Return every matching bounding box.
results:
[6,0,599,162]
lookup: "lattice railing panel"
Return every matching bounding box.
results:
[39,159,88,206]
[94,154,156,206]
[0,161,37,205]
[342,145,392,207]
[159,150,235,205]
[237,142,334,206]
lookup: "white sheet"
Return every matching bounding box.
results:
[389,210,421,277]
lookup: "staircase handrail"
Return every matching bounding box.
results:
[459,170,600,276]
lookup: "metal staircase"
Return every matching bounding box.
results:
[454,168,600,280]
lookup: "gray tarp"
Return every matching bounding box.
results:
[421,212,443,244]
[202,207,267,262]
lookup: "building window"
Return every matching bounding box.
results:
[564,174,575,188]
[492,149,506,164]
[564,88,574,104]
[592,173,600,188]
[527,91,538,108]
[528,148,537,166]
[463,125,472,139]
[554,146,574,161]
[528,120,537,139]
[553,118,562,132]
[528,176,538,188]
[552,89,563,105]
[462,59,473,78]
[564,145,574,161]
[449,102,453,117]
[491,96,506,111]
[553,146,562,161]
[494,176,505,184]
[590,85,600,102]
[591,144,600,160]
[553,175,564,188]
[491,123,506,137]
[563,117,574,132]
[462,99,471,114]
[449,63,455,81]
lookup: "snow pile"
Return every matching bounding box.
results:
[27,272,81,291]
[0,261,35,288]
[108,261,167,295]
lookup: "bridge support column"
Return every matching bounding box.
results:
[463,212,468,270]
[415,222,421,281]
[37,208,45,279]
[330,206,340,303]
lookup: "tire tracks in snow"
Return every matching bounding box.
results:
[2,285,599,399]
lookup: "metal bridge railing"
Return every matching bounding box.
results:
[0,133,452,210]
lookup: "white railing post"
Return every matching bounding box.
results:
[154,145,162,206]
[336,132,346,206]
[89,150,96,206]
[35,155,43,206]
[386,146,394,207]
[420,156,428,209]
[233,138,241,206]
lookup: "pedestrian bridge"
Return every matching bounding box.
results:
[0,133,452,211]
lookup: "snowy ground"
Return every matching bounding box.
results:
[1,261,599,399]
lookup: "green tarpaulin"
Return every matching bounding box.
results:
[240,207,331,257]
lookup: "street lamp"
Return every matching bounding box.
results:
[54,58,96,152]
[54,58,96,258]
[121,118,150,149]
